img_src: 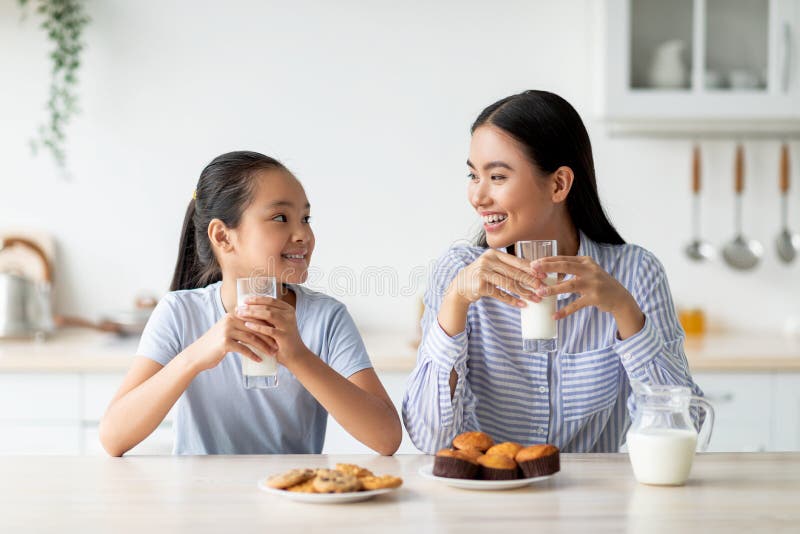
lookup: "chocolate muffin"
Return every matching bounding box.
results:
[452,431,494,452]
[486,442,524,460]
[477,453,519,480]
[515,444,560,478]
[433,449,479,479]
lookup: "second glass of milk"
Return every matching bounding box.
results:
[236,276,279,389]
[515,239,558,353]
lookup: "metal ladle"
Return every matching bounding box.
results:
[722,144,763,271]
[684,144,714,261]
[776,143,800,263]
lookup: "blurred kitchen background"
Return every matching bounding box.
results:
[1,0,799,455]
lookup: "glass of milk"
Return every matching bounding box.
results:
[515,239,558,353]
[236,276,279,389]
[626,382,715,486]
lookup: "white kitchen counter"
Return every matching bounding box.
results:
[1,328,799,374]
[0,329,419,374]
[1,453,798,532]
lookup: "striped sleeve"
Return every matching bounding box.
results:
[402,248,480,454]
[614,249,705,427]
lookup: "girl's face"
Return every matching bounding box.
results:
[467,125,563,249]
[229,169,315,284]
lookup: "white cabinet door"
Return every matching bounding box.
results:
[772,373,800,451]
[693,372,772,452]
[0,424,81,455]
[0,374,80,422]
[322,371,419,454]
[603,0,800,129]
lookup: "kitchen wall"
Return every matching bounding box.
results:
[1,0,798,336]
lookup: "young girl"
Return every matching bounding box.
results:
[100,151,401,456]
[403,90,703,453]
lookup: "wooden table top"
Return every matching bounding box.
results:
[1,452,798,532]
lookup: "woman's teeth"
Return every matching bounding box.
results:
[283,254,305,260]
[483,214,508,224]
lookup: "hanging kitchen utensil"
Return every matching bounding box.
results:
[684,144,714,261]
[776,143,800,263]
[722,145,763,271]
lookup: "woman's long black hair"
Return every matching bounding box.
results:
[472,90,624,247]
[170,151,289,291]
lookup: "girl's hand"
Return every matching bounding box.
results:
[532,256,641,321]
[188,314,278,372]
[448,249,541,308]
[237,296,309,365]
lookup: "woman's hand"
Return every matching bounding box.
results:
[237,296,310,365]
[447,249,541,308]
[188,314,277,372]
[531,255,645,338]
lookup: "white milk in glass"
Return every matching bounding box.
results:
[515,239,558,353]
[520,274,557,340]
[626,428,698,485]
[236,277,278,389]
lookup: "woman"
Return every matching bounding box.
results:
[402,90,702,453]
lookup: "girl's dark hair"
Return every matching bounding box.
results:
[472,90,624,248]
[170,151,289,291]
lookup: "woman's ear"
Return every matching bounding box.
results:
[208,218,233,253]
[551,166,574,203]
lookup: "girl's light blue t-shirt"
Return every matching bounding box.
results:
[136,281,373,455]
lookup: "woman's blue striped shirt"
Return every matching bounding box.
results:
[402,232,703,453]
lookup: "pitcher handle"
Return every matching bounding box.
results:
[691,396,715,452]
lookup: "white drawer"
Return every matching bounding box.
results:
[0,423,81,455]
[772,374,800,451]
[692,372,772,452]
[0,374,80,422]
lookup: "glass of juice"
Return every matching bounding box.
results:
[515,240,558,353]
[236,276,279,389]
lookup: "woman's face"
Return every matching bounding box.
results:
[467,125,561,249]
[229,169,315,284]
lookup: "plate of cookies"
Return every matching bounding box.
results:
[419,431,560,491]
[259,463,403,504]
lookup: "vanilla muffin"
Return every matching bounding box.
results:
[477,453,519,480]
[515,444,560,478]
[458,447,484,462]
[452,431,494,452]
[433,449,479,479]
[486,442,524,460]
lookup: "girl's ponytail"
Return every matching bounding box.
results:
[170,199,204,291]
[169,151,288,291]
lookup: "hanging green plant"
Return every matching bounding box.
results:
[18,0,90,174]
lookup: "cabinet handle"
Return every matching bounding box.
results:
[704,393,734,404]
[782,22,792,93]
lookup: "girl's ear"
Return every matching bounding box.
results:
[208,218,233,253]
[551,166,574,204]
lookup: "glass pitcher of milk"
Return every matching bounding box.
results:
[626,381,714,486]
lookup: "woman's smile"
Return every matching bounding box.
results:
[480,210,509,233]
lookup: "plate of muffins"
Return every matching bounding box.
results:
[419,431,560,490]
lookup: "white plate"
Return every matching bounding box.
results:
[418,464,554,490]
[257,479,396,504]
